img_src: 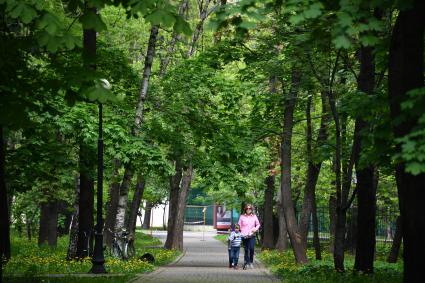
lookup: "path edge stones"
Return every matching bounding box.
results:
[129,248,187,283]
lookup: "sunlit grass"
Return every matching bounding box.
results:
[258,249,403,283]
[216,233,402,282]
[2,230,180,282]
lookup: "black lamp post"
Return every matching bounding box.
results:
[90,103,107,274]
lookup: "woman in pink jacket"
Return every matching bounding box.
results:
[238,204,261,269]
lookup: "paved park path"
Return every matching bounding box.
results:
[133,231,280,283]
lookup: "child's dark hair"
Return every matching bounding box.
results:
[234,224,240,229]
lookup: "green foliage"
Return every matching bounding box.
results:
[340,88,395,169]
[0,0,412,275]
[152,46,273,207]
[4,276,133,283]
[2,231,179,277]
[288,1,324,25]
[80,9,108,31]
[173,16,192,36]
[1,0,81,52]
[395,87,425,175]
[331,0,385,49]
[259,250,402,283]
[8,1,38,24]
[208,0,269,37]
[126,0,191,34]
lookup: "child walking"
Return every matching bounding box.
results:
[228,224,242,269]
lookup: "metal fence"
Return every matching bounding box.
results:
[184,205,240,226]
[184,204,399,248]
[301,206,399,248]
[184,205,214,225]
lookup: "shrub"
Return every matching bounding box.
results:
[258,249,402,283]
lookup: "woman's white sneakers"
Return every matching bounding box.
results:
[243,263,254,269]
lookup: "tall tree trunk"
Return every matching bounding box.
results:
[345,207,357,254]
[26,210,37,241]
[387,216,402,263]
[329,194,336,253]
[164,161,183,249]
[133,25,159,135]
[142,201,153,229]
[159,0,189,76]
[38,200,58,247]
[175,166,193,250]
[165,164,193,251]
[299,95,315,244]
[328,76,350,271]
[354,44,377,273]
[311,192,321,259]
[300,91,329,245]
[67,176,80,259]
[127,176,145,237]
[116,25,159,233]
[59,201,72,236]
[0,125,10,261]
[280,69,307,264]
[275,192,288,251]
[162,0,212,250]
[340,113,356,255]
[75,18,96,259]
[388,2,425,281]
[264,75,279,250]
[67,215,79,259]
[334,204,346,271]
[77,172,94,258]
[104,159,120,247]
[114,164,133,233]
[77,144,95,258]
[187,0,213,57]
[77,174,94,258]
[262,173,275,249]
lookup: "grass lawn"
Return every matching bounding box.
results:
[215,234,402,282]
[214,234,229,243]
[259,249,402,283]
[3,275,133,283]
[2,230,180,283]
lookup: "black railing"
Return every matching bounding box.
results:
[298,206,399,247]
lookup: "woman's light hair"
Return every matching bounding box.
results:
[244,204,253,214]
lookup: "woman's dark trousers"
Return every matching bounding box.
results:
[243,236,256,264]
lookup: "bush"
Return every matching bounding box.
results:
[258,250,402,283]
[3,275,133,283]
[2,231,180,278]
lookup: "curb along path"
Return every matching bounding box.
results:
[133,231,280,283]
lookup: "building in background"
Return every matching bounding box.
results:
[137,187,239,233]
